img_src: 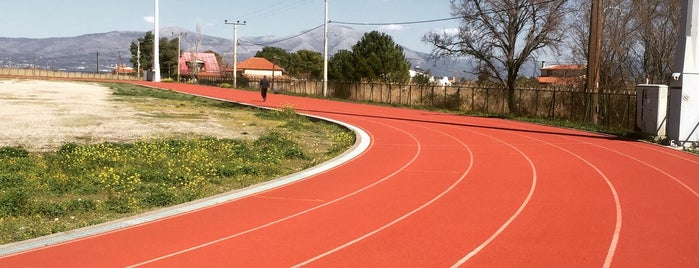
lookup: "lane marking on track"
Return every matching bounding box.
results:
[629,142,699,165]
[451,128,537,268]
[293,122,474,268]
[514,135,622,268]
[126,118,422,267]
[586,140,699,199]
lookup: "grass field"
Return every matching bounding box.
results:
[0,82,355,244]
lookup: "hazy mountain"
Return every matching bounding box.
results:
[0,25,473,78]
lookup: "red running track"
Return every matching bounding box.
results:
[1,82,698,267]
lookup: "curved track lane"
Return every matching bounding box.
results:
[1,83,697,267]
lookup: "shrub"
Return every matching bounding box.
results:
[0,188,31,217]
[0,147,29,158]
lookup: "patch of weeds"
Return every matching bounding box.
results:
[0,147,29,158]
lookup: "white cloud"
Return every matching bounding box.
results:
[378,24,405,31]
[443,28,460,36]
[144,16,155,24]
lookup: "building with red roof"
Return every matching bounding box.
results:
[230,57,284,79]
[179,52,221,77]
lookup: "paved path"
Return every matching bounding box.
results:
[2,82,698,267]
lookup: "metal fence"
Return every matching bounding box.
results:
[0,68,138,81]
[234,78,636,130]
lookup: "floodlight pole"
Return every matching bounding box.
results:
[225,20,246,89]
[153,0,161,82]
[323,0,329,97]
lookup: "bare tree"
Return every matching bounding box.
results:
[569,0,680,91]
[424,0,569,113]
[635,0,680,84]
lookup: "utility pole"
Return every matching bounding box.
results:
[96,51,100,74]
[586,0,603,125]
[173,32,187,82]
[323,0,329,97]
[225,20,246,88]
[153,0,161,82]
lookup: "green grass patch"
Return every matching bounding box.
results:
[0,83,355,244]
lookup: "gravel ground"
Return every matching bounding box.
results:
[0,79,249,152]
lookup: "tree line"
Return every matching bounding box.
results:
[130,30,409,84]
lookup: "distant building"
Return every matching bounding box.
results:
[113,65,135,74]
[180,52,221,77]
[437,76,453,86]
[537,64,585,85]
[230,57,284,79]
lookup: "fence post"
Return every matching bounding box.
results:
[550,89,557,118]
[534,89,540,117]
[471,86,476,112]
[485,88,490,113]
[501,88,506,115]
[444,85,448,106]
[570,88,575,119]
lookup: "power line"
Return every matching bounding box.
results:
[331,17,461,26]
[241,0,316,21]
[239,24,324,47]
[330,0,560,26]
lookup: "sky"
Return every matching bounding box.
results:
[0,0,460,53]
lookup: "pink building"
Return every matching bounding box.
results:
[179,52,221,77]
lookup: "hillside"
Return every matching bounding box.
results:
[0,25,471,78]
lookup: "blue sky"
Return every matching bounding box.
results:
[0,0,460,53]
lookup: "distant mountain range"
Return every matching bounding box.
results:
[0,25,474,78]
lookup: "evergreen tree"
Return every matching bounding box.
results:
[351,31,410,83]
[328,31,410,83]
[129,32,179,78]
[328,50,358,81]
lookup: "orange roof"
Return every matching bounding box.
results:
[236,57,283,71]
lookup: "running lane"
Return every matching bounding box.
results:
[1,82,697,267]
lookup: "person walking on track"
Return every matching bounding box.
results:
[259,75,270,102]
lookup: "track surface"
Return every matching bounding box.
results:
[2,82,698,267]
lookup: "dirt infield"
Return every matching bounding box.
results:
[0,79,254,152]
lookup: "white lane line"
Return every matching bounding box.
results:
[292,123,474,267]
[126,118,422,267]
[629,142,699,165]
[520,135,622,268]
[451,130,537,268]
[588,140,699,199]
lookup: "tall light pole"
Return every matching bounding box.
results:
[136,41,141,79]
[323,0,329,97]
[225,20,246,88]
[153,0,161,82]
[173,32,187,82]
